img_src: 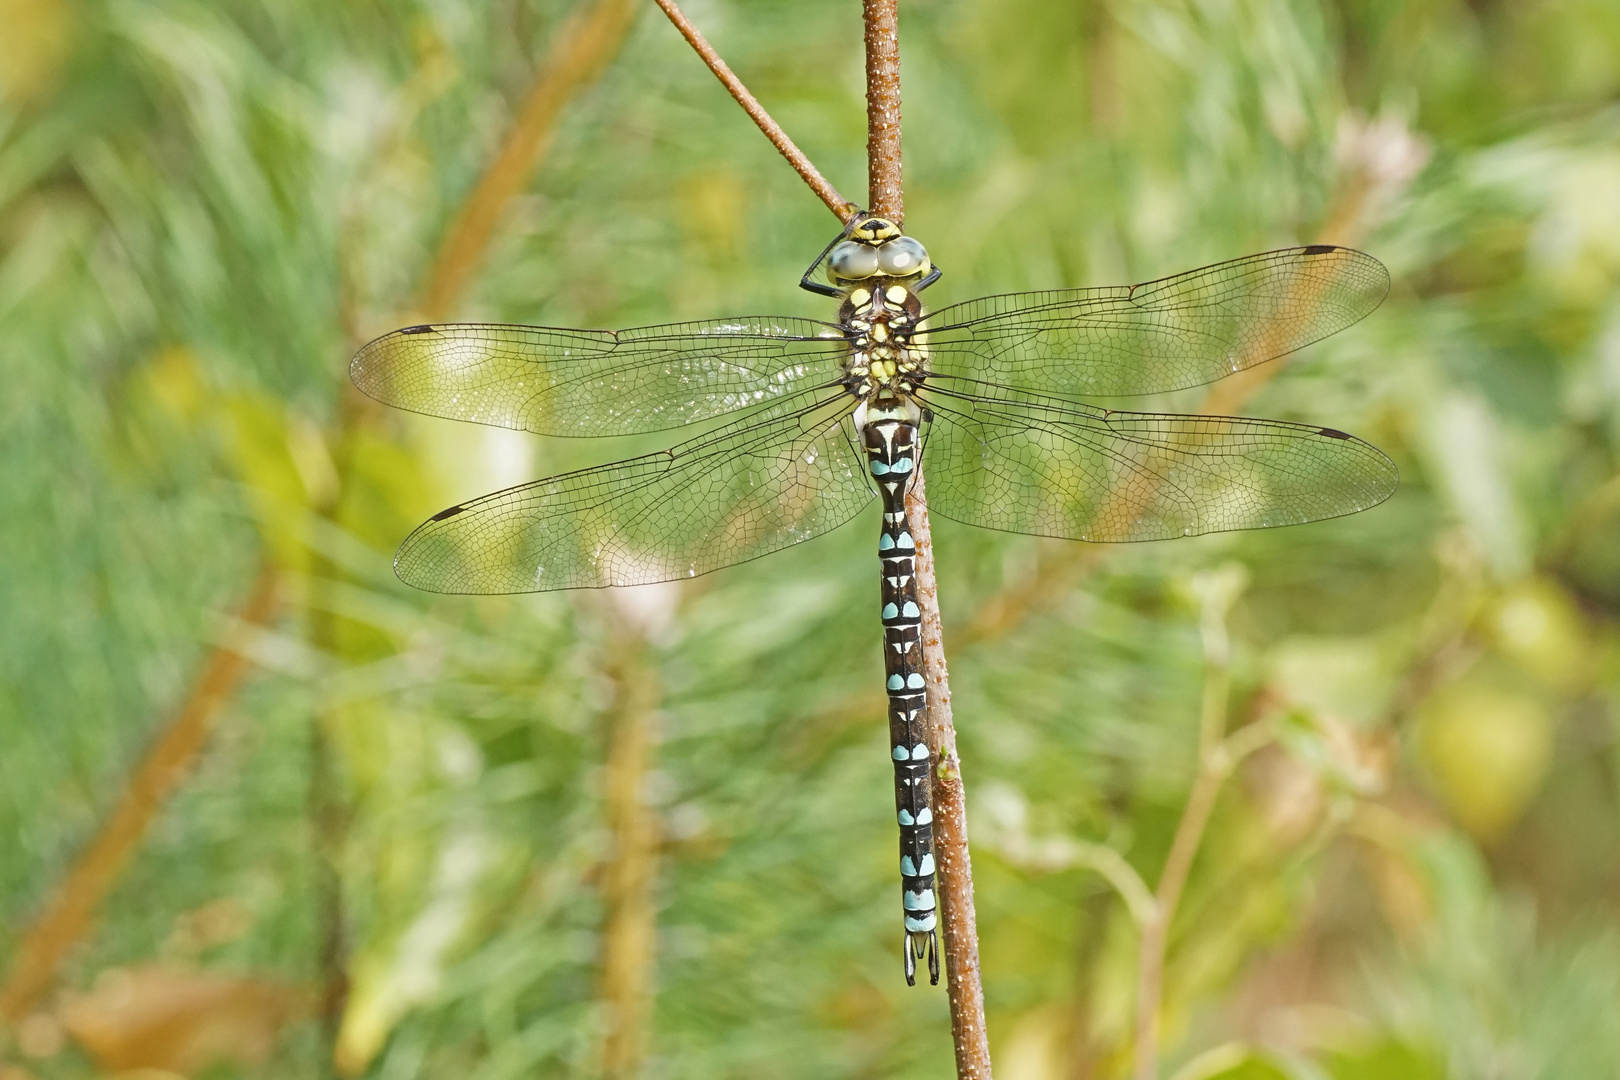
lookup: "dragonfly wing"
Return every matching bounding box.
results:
[923,246,1388,398]
[351,317,846,436]
[918,384,1397,542]
[394,393,871,593]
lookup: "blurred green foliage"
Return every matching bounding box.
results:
[3,0,1620,1077]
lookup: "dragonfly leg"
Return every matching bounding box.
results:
[799,213,866,296]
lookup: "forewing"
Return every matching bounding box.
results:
[351,317,845,436]
[923,246,1389,397]
[395,393,870,593]
[918,384,1397,542]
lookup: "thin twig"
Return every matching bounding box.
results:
[309,729,348,1074]
[1131,765,1218,1080]
[859,0,992,1072]
[1196,138,1405,419]
[598,626,662,1080]
[985,825,1155,930]
[1132,570,1244,1080]
[909,469,992,1078]
[653,0,854,222]
[1066,905,1109,1080]
[863,0,903,221]
[660,5,994,1062]
[0,567,280,1022]
[1061,843,1157,931]
[307,507,351,1076]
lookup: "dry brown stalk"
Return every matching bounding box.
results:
[1130,747,1224,1079]
[863,0,903,221]
[597,631,663,1079]
[307,547,349,1075]
[857,0,993,1073]
[419,0,641,321]
[654,2,992,1066]
[0,566,280,1023]
[653,0,854,222]
[908,469,994,1079]
[1131,570,1279,1080]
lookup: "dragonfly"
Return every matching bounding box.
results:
[351,214,1397,985]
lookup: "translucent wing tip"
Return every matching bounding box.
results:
[393,502,537,596]
[1253,424,1401,528]
[1328,427,1406,518]
[349,324,435,406]
[1297,244,1392,320]
[394,509,465,594]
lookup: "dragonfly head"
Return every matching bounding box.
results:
[825,217,932,290]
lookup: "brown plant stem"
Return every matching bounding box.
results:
[1131,572,1250,1080]
[653,0,854,222]
[1195,172,1380,420]
[864,0,903,220]
[860,0,992,1073]
[1064,887,1115,1080]
[309,727,348,1075]
[654,6,991,1063]
[307,526,351,1076]
[909,469,993,1079]
[598,629,662,1080]
[0,566,280,1023]
[1130,724,1276,1080]
[420,0,640,320]
[1130,768,1220,1080]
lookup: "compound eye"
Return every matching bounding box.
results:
[877,236,929,277]
[828,240,880,281]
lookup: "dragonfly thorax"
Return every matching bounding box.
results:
[840,281,930,402]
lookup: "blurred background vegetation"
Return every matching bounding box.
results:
[3,0,1620,1077]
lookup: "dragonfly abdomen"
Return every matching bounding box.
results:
[861,402,939,987]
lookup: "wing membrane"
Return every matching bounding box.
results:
[352,317,846,436]
[395,393,870,593]
[918,383,1396,542]
[923,246,1388,398]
